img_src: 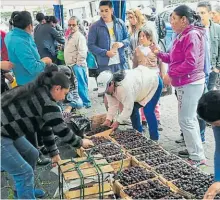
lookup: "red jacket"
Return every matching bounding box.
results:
[0,30,8,61]
[158,25,205,87]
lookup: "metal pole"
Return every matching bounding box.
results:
[119,0,122,19]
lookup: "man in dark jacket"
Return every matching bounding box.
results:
[88,0,130,74]
[34,16,65,62]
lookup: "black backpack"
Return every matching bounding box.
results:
[155,15,167,40]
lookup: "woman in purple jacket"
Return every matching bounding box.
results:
[151,5,206,166]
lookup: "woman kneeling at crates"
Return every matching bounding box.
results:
[97,66,163,141]
[1,64,93,199]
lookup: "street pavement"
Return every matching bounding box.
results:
[1,77,215,199]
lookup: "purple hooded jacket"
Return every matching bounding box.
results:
[158,25,205,87]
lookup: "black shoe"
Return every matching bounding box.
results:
[37,154,51,166]
[39,146,48,155]
[175,137,185,143]
[178,149,189,158]
[93,88,98,91]
[157,121,163,131]
[142,121,148,127]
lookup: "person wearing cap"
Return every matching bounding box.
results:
[98,66,163,141]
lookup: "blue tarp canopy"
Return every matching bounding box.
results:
[53,4,64,28]
[112,0,126,22]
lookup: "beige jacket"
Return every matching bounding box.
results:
[64,31,87,66]
[106,66,159,123]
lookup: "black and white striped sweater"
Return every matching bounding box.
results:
[1,86,82,157]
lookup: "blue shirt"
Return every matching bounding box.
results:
[213,126,220,182]
[5,28,45,85]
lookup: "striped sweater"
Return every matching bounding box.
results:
[1,86,82,157]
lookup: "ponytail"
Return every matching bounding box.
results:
[1,64,70,107]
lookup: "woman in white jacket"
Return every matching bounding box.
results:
[98,66,163,141]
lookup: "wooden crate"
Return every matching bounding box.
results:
[58,157,115,199]
[85,128,113,139]
[64,182,112,199]
[113,157,153,193]
[119,178,186,200]
[110,156,132,172]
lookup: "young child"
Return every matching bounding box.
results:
[133,26,158,69]
[133,26,162,130]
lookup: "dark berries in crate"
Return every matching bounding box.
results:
[86,144,122,157]
[161,193,185,199]
[173,173,220,199]
[155,160,198,181]
[86,126,111,136]
[106,154,127,163]
[124,180,171,199]
[123,139,155,150]
[117,166,155,186]
[136,150,168,161]
[129,145,162,156]
[145,154,179,167]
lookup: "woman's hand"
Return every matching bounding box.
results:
[41,57,52,64]
[51,154,61,167]
[163,74,172,86]
[150,43,160,55]
[1,61,14,71]
[82,139,94,149]
[4,73,14,83]
[203,182,220,200]
[110,121,120,130]
[102,119,112,127]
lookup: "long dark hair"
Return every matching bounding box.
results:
[10,11,33,30]
[1,64,70,107]
[174,5,203,27]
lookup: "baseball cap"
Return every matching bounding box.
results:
[97,70,113,96]
[142,7,153,16]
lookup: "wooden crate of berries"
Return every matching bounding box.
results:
[57,156,115,199]
[113,157,158,193]
[82,138,132,172]
[154,159,220,199]
[119,178,186,200]
[84,125,113,139]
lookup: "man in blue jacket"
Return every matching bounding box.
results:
[197,90,220,199]
[88,0,130,73]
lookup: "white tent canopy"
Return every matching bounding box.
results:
[1,0,88,6]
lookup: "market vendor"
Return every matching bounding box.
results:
[97,66,163,141]
[197,90,220,200]
[1,65,93,199]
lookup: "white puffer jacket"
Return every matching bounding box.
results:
[106,65,159,123]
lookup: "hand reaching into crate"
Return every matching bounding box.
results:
[203,182,220,200]
[82,139,94,149]
[52,154,61,167]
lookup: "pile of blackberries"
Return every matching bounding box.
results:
[117,166,155,186]
[106,154,127,163]
[86,126,111,136]
[129,145,162,156]
[136,150,168,162]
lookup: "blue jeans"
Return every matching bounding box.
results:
[198,84,208,142]
[130,77,163,140]
[72,65,91,107]
[213,126,220,181]
[1,136,39,199]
